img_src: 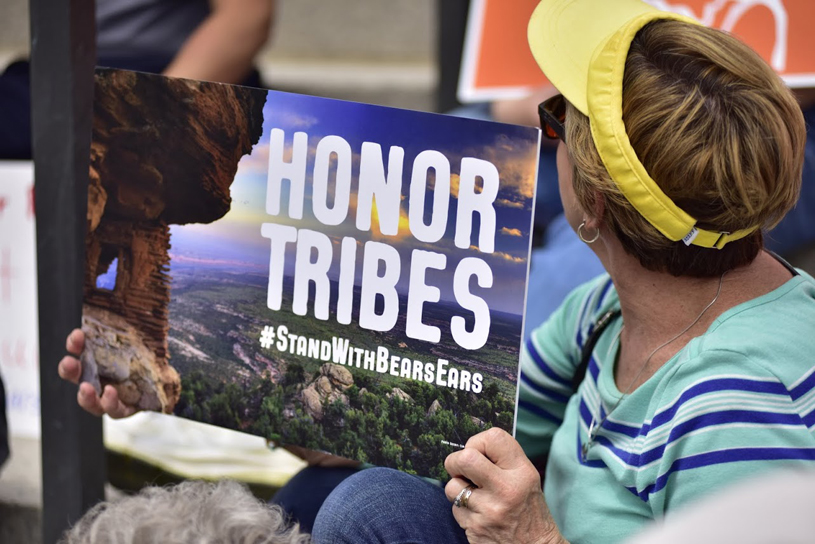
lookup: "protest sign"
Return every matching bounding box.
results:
[459,0,815,103]
[0,161,40,439]
[82,69,539,478]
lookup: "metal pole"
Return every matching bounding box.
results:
[29,0,106,542]
[436,0,471,113]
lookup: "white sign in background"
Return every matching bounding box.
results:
[0,161,40,439]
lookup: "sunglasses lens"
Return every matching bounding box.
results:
[548,98,565,122]
[540,95,566,141]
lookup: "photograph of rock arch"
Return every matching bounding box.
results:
[82,68,265,413]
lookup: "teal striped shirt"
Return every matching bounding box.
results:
[517,271,815,543]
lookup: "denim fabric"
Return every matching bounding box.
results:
[271,465,359,533]
[311,467,468,544]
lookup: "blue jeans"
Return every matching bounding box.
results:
[271,466,359,533]
[311,467,468,543]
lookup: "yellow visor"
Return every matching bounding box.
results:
[528,0,760,249]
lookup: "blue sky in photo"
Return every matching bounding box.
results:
[169,89,539,316]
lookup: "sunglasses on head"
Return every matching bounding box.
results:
[538,94,566,143]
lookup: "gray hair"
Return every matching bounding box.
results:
[60,480,310,544]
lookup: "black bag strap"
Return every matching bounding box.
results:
[533,302,620,480]
[569,251,796,392]
[767,249,800,277]
[572,308,621,391]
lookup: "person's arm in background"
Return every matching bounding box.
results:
[163,0,275,84]
[489,85,558,128]
[796,87,815,110]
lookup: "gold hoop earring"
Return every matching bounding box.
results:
[578,221,600,244]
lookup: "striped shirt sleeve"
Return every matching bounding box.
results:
[516,275,614,460]
[642,352,815,517]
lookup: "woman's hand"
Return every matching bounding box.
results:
[444,427,567,544]
[57,329,137,419]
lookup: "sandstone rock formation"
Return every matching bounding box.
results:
[83,68,265,413]
[387,387,413,403]
[427,398,442,417]
[300,364,354,420]
[82,305,180,413]
[88,68,265,226]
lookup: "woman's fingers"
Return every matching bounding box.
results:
[77,383,136,419]
[61,329,85,384]
[58,355,82,384]
[445,428,527,491]
[77,382,105,417]
[444,476,478,506]
[65,330,138,419]
[445,477,479,529]
[66,328,84,356]
[99,385,137,419]
[445,445,498,489]
[464,427,528,469]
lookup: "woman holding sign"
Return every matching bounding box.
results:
[307,0,815,542]
[59,0,815,542]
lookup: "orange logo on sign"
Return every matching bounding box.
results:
[646,0,815,81]
[459,0,815,103]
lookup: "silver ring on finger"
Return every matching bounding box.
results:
[461,486,474,509]
[454,484,476,508]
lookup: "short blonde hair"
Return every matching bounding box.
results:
[568,19,806,276]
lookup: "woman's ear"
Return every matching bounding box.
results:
[584,192,605,230]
